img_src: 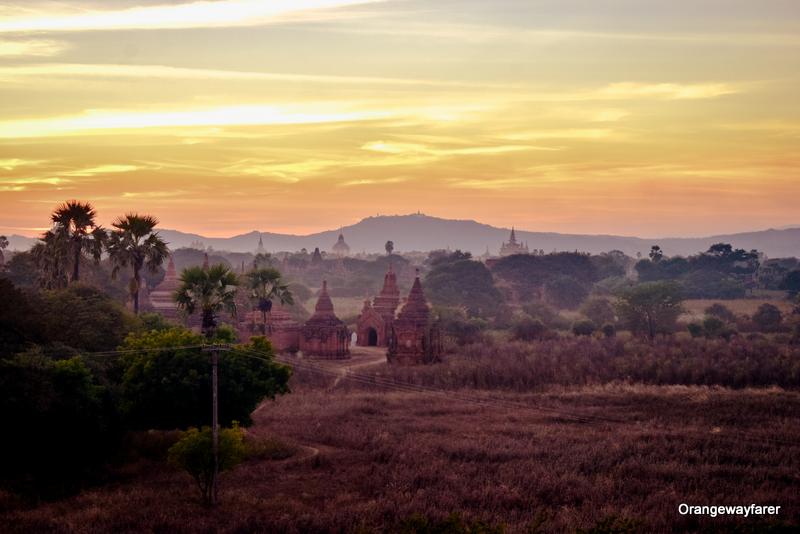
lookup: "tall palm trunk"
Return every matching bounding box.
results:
[72,239,81,282]
[132,258,144,315]
[202,309,216,339]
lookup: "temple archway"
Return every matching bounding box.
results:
[367,327,378,346]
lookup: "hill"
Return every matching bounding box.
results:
[5,214,800,257]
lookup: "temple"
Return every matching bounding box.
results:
[299,280,350,359]
[356,264,400,346]
[332,231,350,257]
[255,234,265,255]
[387,270,442,365]
[148,255,181,322]
[499,227,529,256]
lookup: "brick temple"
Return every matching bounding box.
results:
[299,280,350,359]
[368,269,441,365]
[356,264,400,347]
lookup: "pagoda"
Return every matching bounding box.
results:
[356,264,401,346]
[299,280,350,359]
[148,255,181,322]
[331,231,350,257]
[499,227,529,256]
[387,270,442,365]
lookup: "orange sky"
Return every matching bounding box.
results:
[1,0,799,238]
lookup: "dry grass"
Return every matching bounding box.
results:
[3,383,798,533]
[682,298,793,322]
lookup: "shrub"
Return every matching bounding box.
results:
[522,300,557,326]
[580,297,616,326]
[752,304,783,332]
[704,303,736,323]
[615,281,683,339]
[702,316,726,337]
[167,423,246,505]
[687,322,704,338]
[512,317,547,341]
[543,275,590,310]
[600,323,616,338]
[572,319,596,337]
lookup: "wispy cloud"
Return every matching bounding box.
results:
[0,0,381,33]
[0,104,392,138]
[599,82,737,100]
[0,158,46,170]
[0,38,68,57]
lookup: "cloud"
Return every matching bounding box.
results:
[0,104,393,138]
[0,158,46,170]
[599,82,737,100]
[0,0,381,33]
[361,141,544,156]
[0,38,68,57]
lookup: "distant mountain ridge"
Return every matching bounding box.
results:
[5,214,800,258]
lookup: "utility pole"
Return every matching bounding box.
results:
[202,344,230,506]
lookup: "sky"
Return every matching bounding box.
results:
[0,0,798,238]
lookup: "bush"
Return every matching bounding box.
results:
[704,303,736,323]
[580,297,616,326]
[522,301,557,326]
[543,275,590,310]
[512,317,547,341]
[600,323,616,338]
[687,322,704,338]
[752,303,783,332]
[702,316,726,337]
[572,319,596,337]
[168,423,246,505]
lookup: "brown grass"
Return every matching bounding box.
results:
[2,383,798,533]
[682,298,794,322]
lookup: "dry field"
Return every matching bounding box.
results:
[682,298,794,322]
[3,350,798,533]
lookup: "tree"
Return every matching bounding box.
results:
[425,252,503,318]
[120,330,291,429]
[580,297,616,325]
[246,268,294,329]
[780,270,800,297]
[31,229,70,289]
[572,319,596,336]
[649,245,663,263]
[50,201,106,283]
[543,274,589,310]
[512,316,547,341]
[615,281,684,340]
[168,423,246,505]
[0,234,7,270]
[704,303,736,323]
[107,214,169,314]
[175,264,239,337]
[752,303,782,332]
[385,240,394,255]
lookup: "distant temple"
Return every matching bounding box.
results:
[356,264,401,347]
[499,227,529,256]
[148,255,181,322]
[299,280,350,359]
[332,231,350,257]
[311,247,323,265]
[255,234,265,255]
[387,270,442,365]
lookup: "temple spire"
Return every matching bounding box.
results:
[202,252,209,271]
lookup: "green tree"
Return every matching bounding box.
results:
[513,316,547,341]
[107,214,169,314]
[543,274,589,310]
[648,245,663,263]
[246,267,294,329]
[120,330,291,429]
[615,281,684,340]
[385,240,394,255]
[0,234,7,270]
[425,251,503,318]
[175,264,239,337]
[50,200,107,283]
[168,423,246,505]
[780,270,800,297]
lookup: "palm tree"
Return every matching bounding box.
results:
[0,235,7,270]
[107,213,169,314]
[174,264,239,338]
[246,267,294,331]
[31,229,70,289]
[51,200,106,282]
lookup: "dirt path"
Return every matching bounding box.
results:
[329,346,386,388]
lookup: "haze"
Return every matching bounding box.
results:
[1,0,799,237]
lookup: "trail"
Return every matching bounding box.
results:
[329,346,386,388]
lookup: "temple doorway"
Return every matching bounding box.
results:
[367,327,378,346]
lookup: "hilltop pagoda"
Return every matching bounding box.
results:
[499,227,529,256]
[332,231,350,257]
[299,280,350,359]
[148,255,181,322]
[387,270,442,365]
